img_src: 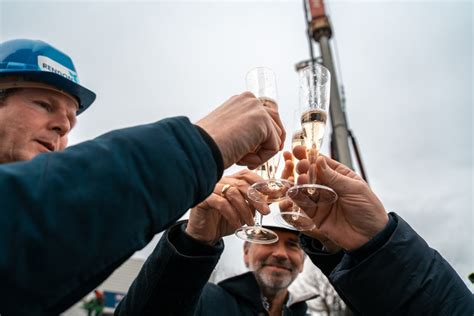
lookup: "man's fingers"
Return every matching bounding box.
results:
[264,106,286,150]
[308,203,332,230]
[293,145,307,160]
[287,188,317,214]
[296,173,309,185]
[316,156,362,193]
[319,155,363,180]
[206,193,243,229]
[237,147,278,169]
[232,169,262,185]
[280,160,294,180]
[217,176,270,215]
[222,185,255,226]
[296,159,310,175]
[245,106,284,165]
[278,199,293,213]
[236,154,261,169]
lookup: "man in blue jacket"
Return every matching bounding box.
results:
[0,39,286,315]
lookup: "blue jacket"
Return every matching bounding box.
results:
[0,117,221,315]
[116,222,311,315]
[302,213,474,315]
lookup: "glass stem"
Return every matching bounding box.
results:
[308,143,319,184]
[255,213,263,227]
[264,161,273,180]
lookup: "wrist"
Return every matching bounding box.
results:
[302,231,341,253]
[195,121,232,168]
[347,212,390,251]
[346,213,396,261]
[185,225,218,246]
[194,124,225,179]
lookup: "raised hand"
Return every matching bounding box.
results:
[289,146,388,251]
[279,151,340,252]
[185,169,270,245]
[196,92,286,170]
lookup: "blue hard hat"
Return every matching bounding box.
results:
[0,39,96,115]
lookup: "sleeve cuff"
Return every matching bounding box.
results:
[300,234,345,276]
[195,125,224,182]
[168,221,224,257]
[346,212,397,265]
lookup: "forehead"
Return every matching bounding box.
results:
[248,230,300,250]
[274,229,300,242]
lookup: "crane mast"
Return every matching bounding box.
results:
[307,0,353,169]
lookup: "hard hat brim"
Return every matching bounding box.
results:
[262,225,298,233]
[0,70,96,115]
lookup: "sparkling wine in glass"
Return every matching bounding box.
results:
[245,67,292,204]
[274,113,316,231]
[286,64,337,209]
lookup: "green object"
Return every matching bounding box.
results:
[82,290,104,316]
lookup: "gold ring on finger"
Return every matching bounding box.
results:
[221,184,232,197]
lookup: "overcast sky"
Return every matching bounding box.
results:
[1,0,472,290]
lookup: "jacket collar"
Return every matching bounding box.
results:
[219,272,263,309]
[218,271,313,314]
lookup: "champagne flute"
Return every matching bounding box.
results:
[274,110,316,231]
[235,164,279,244]
[245,67,292,204]
[286,64,337,209]
[235,67,290,244]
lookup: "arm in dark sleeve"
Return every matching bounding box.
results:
[115,221,224,316]
[0,117,223,315]
[329,213,474,315]
[300,235,344,276]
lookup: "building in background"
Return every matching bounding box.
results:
[63,258,144,316]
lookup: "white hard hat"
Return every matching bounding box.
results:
[261,204,298,233]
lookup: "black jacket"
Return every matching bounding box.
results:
[118,213,473,316]
[115,222,311,315]
[302,213,474,315]
[196,272,310,315]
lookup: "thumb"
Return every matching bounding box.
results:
[317,156,355,192]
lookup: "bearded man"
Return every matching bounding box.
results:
[116,169,313,316]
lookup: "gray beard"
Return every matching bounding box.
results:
[253,269,294,293]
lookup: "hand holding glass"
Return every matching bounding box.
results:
[245,67,292,204]
[235,67,291,244]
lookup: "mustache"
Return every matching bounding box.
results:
[260,258,294,271]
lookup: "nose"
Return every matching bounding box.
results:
[48,109,71,137]
[271,241,290,261]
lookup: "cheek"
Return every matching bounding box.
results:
[248,252,268,270]
[248,258,261,270]
[0,119,30,143]
[290,253,305,271]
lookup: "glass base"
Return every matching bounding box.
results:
[247,179,293,203]
[274,211,316,231]
[287,184,338,208]
[235,226,279,244]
